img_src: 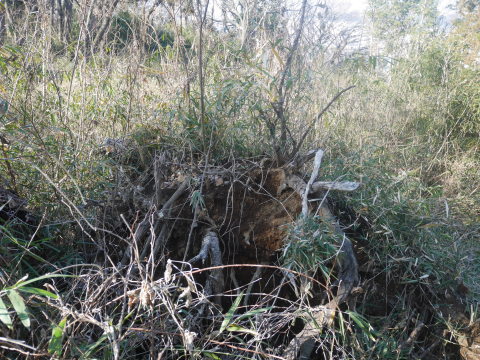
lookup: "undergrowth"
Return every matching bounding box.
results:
[0,0,478,358]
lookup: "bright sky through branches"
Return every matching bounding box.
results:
[330,0,458,25]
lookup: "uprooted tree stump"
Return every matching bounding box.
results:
[3,143,475,359]
[37,143,475,360]
[105,147,361,358]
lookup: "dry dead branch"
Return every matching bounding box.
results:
[311,181,361,192]
[120,177,190,265]
[302,149,324,217]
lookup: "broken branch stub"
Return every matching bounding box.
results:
[302,149,324,217]
[311,181,361,192]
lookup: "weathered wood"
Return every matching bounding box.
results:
[286,174,360,194]
[283,157,359,359]
[311,181,361,192]
[189,231,225,305]
[140,178,191,260]
[285,305,336,360]
[285,174,308,198]
[154,153,167,208]
[302,150,324,217]
[121,178,190,265]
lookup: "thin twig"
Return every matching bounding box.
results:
[273,0,308,159]
[292,85,355,157]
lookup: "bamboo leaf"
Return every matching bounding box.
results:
[219,292,243,335]
[236,306,272,322]
[271,46,285,67]
[226,324,259,336]
[81,334,108,359]
[8,274,75,290]
[0,296,13,330]
[48,317,67,356]
[18,286,58,300]
[6,289,30,329]
[203,352,222,360]
[19,286,58,299]
[347,310,377,342]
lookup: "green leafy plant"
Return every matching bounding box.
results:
[48,316,68,356]
[282,216,339,279]
[190,189,206,211]
[0,274,68,330]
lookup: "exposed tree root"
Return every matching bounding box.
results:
[189,231,225,305]
[120,177,190,265]
[282,150,360,359]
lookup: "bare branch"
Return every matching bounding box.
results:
[292,85,356,157]
[121,178,191,265]
[273,0,308,160]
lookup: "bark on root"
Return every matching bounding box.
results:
[189,231,225,305]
